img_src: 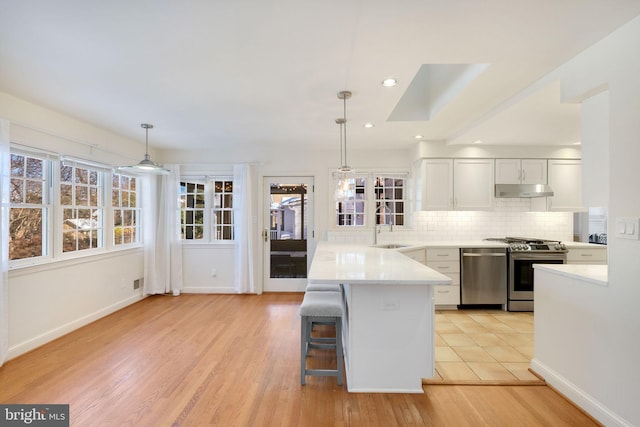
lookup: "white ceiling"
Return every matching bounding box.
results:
[1,1,639,152]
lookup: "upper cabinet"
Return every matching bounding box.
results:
[420,158,455,210]
[417,158,493,210]
[547,159,583,211]
[454,159,494,210]
[495,159,547,185]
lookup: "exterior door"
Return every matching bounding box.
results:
[263,177,314,292]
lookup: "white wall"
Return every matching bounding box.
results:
[532,15,640,427]
[1,92,146,359]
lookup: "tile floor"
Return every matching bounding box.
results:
[432,309,542,383]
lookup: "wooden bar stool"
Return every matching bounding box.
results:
[300,291,344,385]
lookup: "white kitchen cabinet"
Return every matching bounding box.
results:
[426,248,460,309]
[418,158,454,210]
[547,159,583,211]
[495,159,547,184]
[453,159,494,210]
[566,246,607,265]
[417,158,493,210]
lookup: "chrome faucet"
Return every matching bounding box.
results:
[373,204,393,244]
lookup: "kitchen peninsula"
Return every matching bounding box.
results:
[308,242,451,393]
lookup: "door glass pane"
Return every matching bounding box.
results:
[269,183,307,279]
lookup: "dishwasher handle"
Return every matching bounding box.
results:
[462,253,507,257]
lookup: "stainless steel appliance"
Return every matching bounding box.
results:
[486,237,567,312]
[460,247,508,308]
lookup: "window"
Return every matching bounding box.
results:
[180,178,234,241]
[374,176,405,226]
[213,179,234,240]
[336,176,366,226]
[60,162,103,252]
[334,172,407,228]
[9,152,49,260]
[180,180,205,240]
[112,173,139,245]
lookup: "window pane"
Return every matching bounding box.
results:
[11,154,24,177]
[75,186,88,205]
[60,165,73,183]
[9,207,43,260]
[10,179,23,203]
[26,157,43,179]
[26,180,43,204]
[76,168,88,184]
[60,184,73,205]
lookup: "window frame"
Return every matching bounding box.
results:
[179,176,235,243]
[8,148,53,265]
[8,144,144,270]
[111,172,140,247]
[333,171,408,230]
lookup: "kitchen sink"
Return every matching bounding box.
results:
[372,244,409,249]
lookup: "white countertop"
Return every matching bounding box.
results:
[534,264,608,287]
[309,242,452,285]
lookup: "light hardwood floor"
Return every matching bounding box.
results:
[0,294,600,426]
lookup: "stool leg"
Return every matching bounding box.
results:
[300,316,307,385]
[336,317,343,386]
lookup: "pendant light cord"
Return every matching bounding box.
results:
[343,95,348,168]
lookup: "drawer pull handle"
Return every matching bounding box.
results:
[437,290,449,293]
[581,254,593,257]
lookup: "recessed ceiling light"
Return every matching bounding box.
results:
[414,134,424,139]
[382,78,398,87]
[363,123,375,128]
[473,140,483,144]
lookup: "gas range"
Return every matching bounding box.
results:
[485,237,568,312]
[485,237,568,253]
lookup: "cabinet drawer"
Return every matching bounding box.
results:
[567,248,607,263]
[434,285,460,305]
[426,248,459,262]
[426,260,460,274]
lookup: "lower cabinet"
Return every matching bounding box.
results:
[566,246,607,265]
[426,248,460,310]
[401,246,461,309]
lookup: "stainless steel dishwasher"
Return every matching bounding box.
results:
[460,247,507,306]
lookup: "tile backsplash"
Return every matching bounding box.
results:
[327,198,574,244]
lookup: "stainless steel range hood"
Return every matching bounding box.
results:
[495,184,554,198]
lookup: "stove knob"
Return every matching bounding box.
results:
[559,244,567,251]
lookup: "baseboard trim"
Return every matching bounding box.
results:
[182,286,235,294]
[530,358,632,427]
[8,294,145,361]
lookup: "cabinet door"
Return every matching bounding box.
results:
[495,159,521,184]
[453,159,494,210]
[422,159,454,210]
[548,160,582,211]
[521,159,547,184]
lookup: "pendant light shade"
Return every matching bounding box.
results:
[334,91,356,201]
[118,123,171,175]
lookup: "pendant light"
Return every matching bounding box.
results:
[334,90,356,201]
[118,123,171,175]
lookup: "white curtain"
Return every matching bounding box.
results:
[142,164,183,295]
[233,163,257,294]
[0,119,10,366]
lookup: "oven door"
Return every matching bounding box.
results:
[509,253,566,301]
